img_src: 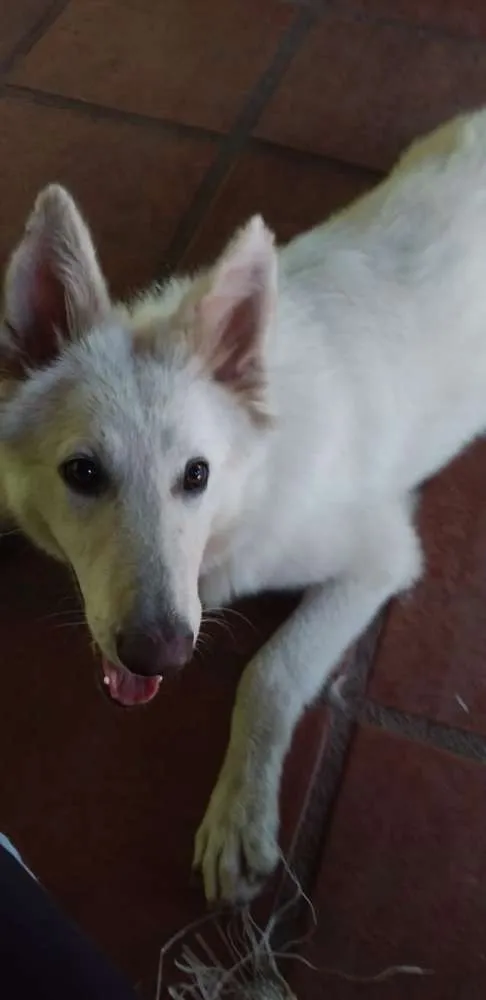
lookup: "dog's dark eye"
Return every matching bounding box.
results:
[182,458,209,494]
[60,456,107,497]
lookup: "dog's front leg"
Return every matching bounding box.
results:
[194,507,422,904]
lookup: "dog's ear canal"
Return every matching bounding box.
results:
[195,216,277,412]
[1,184,110,377]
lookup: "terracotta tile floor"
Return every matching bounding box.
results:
[1,1,486,996]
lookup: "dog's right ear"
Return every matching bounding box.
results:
[1,184,110,379]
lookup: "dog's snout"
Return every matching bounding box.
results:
[116,620,194,678]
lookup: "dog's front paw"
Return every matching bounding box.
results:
[193,770,280,905]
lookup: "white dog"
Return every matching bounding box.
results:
[0,109,485,904]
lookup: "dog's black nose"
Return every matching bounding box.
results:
[116,621,194,678]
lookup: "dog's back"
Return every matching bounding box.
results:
[267,109,486,504]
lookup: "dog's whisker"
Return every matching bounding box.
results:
[53,620,87,631]
[40,609,85,623]
[195,634,210,653]
[207,606,257,632]
[201,616,237,643]
[0,526,21,539]
[66,566,84,606]
[57,593,83,608]
[201,613,231,629]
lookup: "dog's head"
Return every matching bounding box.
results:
[0,186,277,706]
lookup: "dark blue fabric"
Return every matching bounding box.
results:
[0,842,137,999]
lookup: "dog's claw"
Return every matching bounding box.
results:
[193,773,280,904]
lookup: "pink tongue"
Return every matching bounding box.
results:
[102,658,161,707]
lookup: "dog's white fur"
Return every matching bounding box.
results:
[2,110,486,903]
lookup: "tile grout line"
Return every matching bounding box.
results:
[0,0,71,79]
[343,5,486,46]
[251,134,382,179]
[159,6,317,275]
[4,82,383,185]
[272,613,386,915]
[273,629,486,922]
[4,83,222,144]
[271,707,357,949]
[282,0,486,47]
[361,699,486,764]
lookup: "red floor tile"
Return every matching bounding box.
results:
[289,725,486,999]
[11,0,294,133]
[0,0,56,65]
[256,12,486,171]
[369,439,486,735]
[0,95,215,295]
[182,145,379,269]
[345,0,486,39]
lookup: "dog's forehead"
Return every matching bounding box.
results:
[73,322,190,418]
[67,322,217,458]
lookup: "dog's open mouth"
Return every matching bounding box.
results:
[101,657,162,707]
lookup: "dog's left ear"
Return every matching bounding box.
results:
[193,215,277,421]
[1,184,110,378]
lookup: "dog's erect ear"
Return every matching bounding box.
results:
[1,184,110,377]
[193,216,277,420]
